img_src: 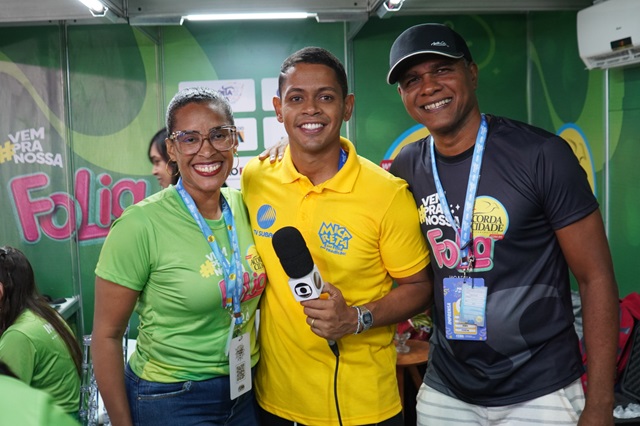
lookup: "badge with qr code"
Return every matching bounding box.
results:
[229,332,252,400]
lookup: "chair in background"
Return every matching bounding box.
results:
[621,322,640,404]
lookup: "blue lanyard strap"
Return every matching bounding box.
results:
[338,147,347,170]
[430,114,488,272]
[175,179,245,325]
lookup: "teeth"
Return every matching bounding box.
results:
[424,98,451,110]
[194,163,221,173]
[301,123,323,130]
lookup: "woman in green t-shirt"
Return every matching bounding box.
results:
[93,87,265,426]
[0,246,82,416]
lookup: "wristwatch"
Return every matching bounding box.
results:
[357,305,373,333]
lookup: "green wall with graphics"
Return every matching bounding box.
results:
[1,12,638,337]
[607,66,640,290]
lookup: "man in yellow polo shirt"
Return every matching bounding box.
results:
[241,46,433,426]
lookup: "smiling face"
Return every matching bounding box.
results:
[274,62,353,157]
[397,56,480,143]
[166,101,236,200]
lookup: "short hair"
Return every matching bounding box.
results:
[165,87,234,133]
[278,47,349,99]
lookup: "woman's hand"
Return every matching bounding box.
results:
[258,137,289,163]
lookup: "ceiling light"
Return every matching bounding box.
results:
[184,12,315,21]
[77,0,108,17]
[376,0,405,18]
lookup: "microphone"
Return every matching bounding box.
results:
[272,226,339,356]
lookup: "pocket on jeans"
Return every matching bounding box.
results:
[137,380,192,401]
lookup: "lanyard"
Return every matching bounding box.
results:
[430,114,488,272]
[338,147,347,170]
[175,179,244,326]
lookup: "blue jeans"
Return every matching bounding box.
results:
[125,363,259,426]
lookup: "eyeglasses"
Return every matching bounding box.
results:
[169,125,237,155]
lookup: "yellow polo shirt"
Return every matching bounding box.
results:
[242,137,430,425]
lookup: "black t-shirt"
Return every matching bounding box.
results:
[389,115,598,406]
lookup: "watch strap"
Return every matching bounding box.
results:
[359,305,373,332]
[353,305,373,334]
[352,306,362,335]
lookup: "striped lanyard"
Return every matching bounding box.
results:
[175,179,244,326]
[430,114,488,273]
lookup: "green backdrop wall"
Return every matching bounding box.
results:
[0,11,637,337]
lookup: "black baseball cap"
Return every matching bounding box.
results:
[387,23,473,84]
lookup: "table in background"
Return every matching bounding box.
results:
[52,295,83,337]
[52,295,79,319]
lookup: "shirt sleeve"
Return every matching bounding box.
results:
[94,205,152,290]
[536,136,598,230]
[0,330,36,384]
[379,184,431,278]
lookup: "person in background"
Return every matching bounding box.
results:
[0,360,79,426]
[148,127,179,188]
[92,87,266,426]
[386,23,619,425]
[242,46,433,426]
[0,246,82,417]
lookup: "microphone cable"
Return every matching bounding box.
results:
[330,344,343,426]
[271,228,343,425]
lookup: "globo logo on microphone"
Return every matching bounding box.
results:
[289,269,324,302]
[294,283,314,298]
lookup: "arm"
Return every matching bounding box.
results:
[92,276,139,426]
[555,209,618,426]
[365,267,433,329]
[302,267,433,340]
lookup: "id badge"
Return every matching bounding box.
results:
[229,332,252,400]
[460,282,487,327]
[443,277,487,341]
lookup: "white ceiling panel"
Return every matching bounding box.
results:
[0,0,595,25]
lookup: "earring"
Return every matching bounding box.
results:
[165,160,180,177]
[233,150,240,171]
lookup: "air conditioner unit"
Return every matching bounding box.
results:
[577,0,640,70]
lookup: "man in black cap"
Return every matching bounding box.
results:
[387,23,619,425]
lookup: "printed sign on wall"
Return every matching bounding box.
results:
[261,78,278,111]
[235,118,258,152]
[262,116,286,149]
[179,79,256,112]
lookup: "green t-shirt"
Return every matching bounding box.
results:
[0,309,80,413]
[95,187,266,382]
[0,375,79,425]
